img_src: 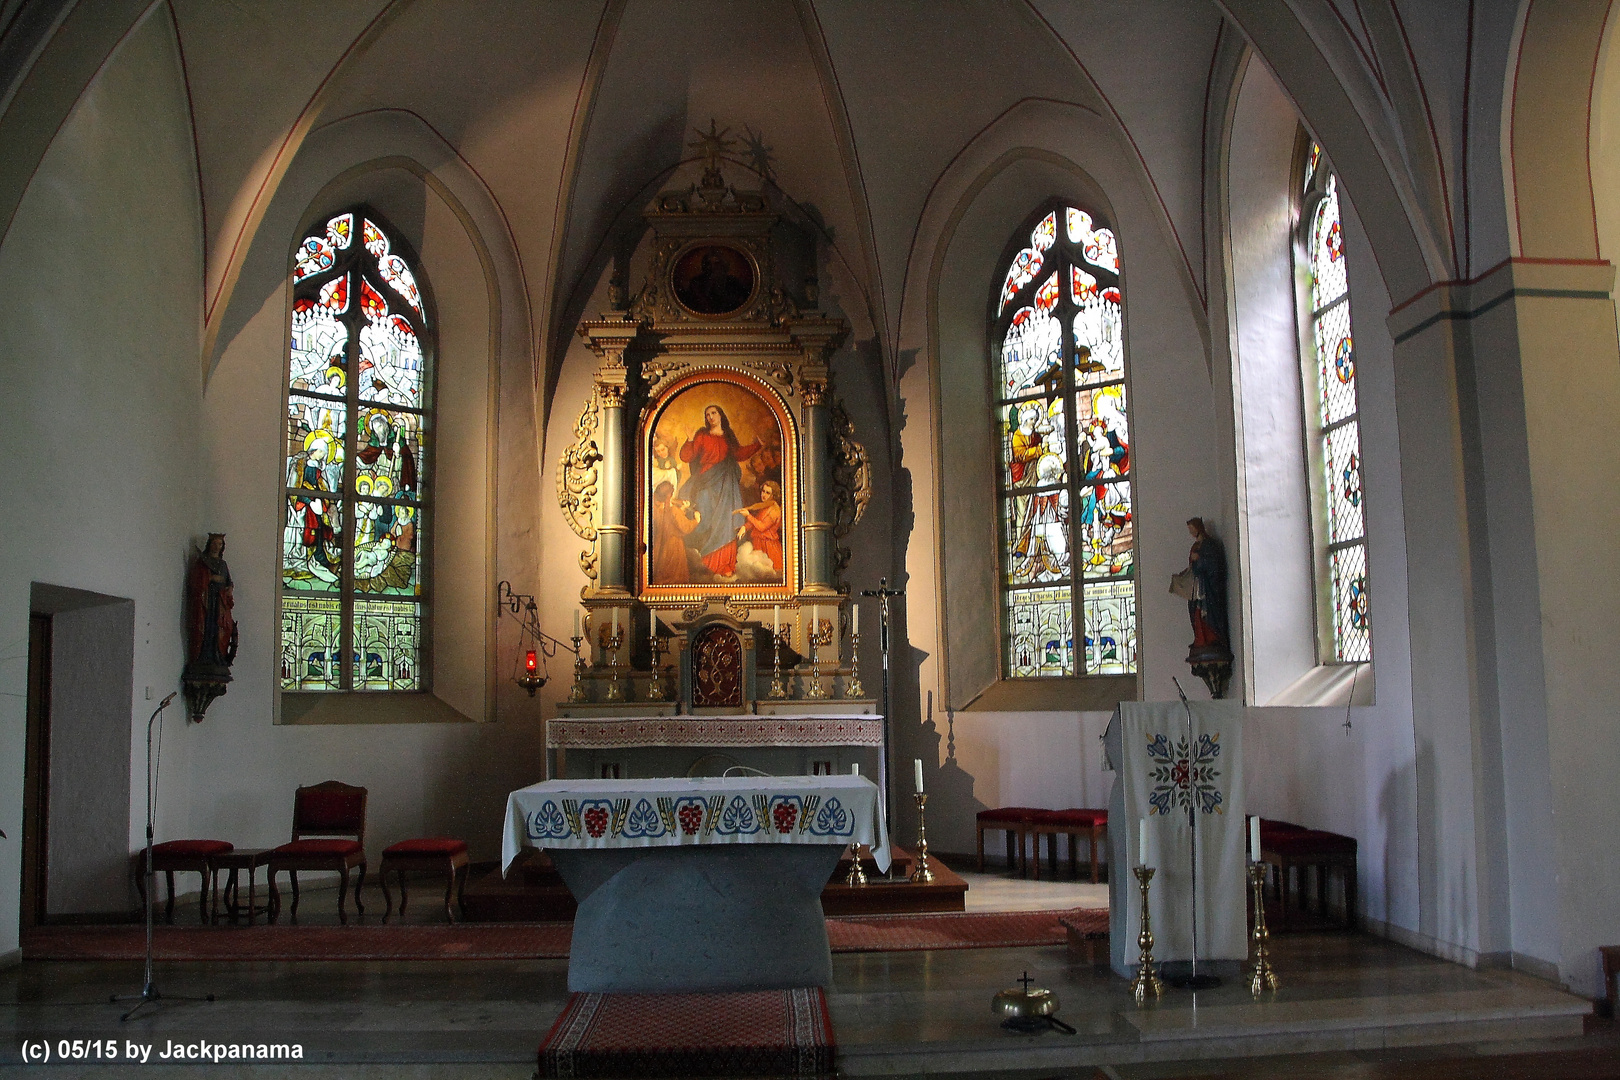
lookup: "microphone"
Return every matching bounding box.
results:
[158,691,177,709]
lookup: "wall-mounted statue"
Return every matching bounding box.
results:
[183,532,238,721]
[1171,517,1232,698]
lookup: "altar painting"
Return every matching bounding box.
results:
[642,372,795,594]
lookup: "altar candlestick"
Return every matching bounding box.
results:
[913,758,924,793]
[1249,815,1261,863]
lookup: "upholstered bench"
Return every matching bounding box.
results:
[1259,824,1357,930]
[975,807,1040,875]
[139,839,233,923]
[1031,809,1108,882]
[379,837,470,923]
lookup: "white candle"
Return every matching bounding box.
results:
[913,758,924,793]
[813,605,821,637]
[850,763,859,776]
[612,607,618,635]
[1138,818,1147,864]
[1250,815,1262,863]
[774,605,780,633]
[853,602,859,636]
[573,608,580,638]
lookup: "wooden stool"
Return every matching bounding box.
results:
[975,807,1039,874]
[211,848,272,924]
[1031,809,1107,882]
[379,838,469,923]
[139,840,233,923]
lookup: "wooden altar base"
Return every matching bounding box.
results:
[461,848,966,922]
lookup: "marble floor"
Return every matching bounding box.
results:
[0,869,1604,1078]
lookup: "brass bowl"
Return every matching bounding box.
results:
[991,986,1058,1020]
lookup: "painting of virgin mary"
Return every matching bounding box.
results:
[646,378,787,587]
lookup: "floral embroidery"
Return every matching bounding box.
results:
[1145,731,1224,816]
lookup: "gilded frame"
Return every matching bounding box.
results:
[637,367,800,603]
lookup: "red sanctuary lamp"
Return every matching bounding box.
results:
[518,648,545,697]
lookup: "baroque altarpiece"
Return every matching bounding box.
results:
[556,157,873,722]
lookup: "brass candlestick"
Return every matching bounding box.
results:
[1130,865,1165,1004]
[768,627,789,698]
[909,792,936,883]
[844,842,867,887]
[844,628,864,698]
[646,635,669,702]
[600,625,625,702]
[1248,861,1279,995]
[805,618,833,699]
[567,635,588,703]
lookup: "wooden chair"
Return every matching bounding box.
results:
[137,840,233,923]
[1031,809,1107,882]
[975,807,1040,874]
[379,837,469,923]
[267,781,367,925]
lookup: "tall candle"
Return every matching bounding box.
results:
[573,608,580,638]
[853,602,859,636]
[774,605,780,633]
[813,606,821,637]
[1138,818,1147,864]
[612,607,618,635]
[850,763,859,776]
[913,758,924,793]
[1249,815,1261,863]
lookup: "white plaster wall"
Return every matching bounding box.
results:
[0,9,203,953]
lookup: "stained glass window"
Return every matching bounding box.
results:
[1301,151,1370,662]
[994,204,1136,678]
[281,209,432,692]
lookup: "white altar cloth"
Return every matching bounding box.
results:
[502,774,890,874]
[1106,701,1246,975]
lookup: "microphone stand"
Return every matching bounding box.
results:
[1169,677,1220,989]
[861,578,904,877]
[114,692,214,1021]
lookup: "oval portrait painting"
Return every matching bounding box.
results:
[671,244,756,316]
[648,378,785,587]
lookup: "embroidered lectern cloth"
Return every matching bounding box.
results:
[502,775,890,874]
[1105,701,1246,975]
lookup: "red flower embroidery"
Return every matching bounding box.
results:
[677,804,703,835]
[772,803,797,833]
[582,807,609,838]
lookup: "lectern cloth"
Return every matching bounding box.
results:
[502,775,889,874]
[1105,701,1246,973]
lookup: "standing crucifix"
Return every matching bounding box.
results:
[860,576,905,848]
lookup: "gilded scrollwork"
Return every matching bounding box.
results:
[557,391,602,544]
[579,549,600,582]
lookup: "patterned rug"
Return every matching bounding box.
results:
[21,908,1106,961]
[538,988,834,1078]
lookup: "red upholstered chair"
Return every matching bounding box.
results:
[1257,821,1357,931]
[138,840,233,923]
[1031,809,1108,882]
[379,837,469,923]
[976,807,1040,875]
[267,781,367,925]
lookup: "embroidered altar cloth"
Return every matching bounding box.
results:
[1105,701,1246,974]
[502,775,890,874]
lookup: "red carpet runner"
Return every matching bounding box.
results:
[538,988,834,1078]
[21,908,1106,961]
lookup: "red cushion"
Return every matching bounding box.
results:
[383,837,467,856]
[271,838,363,858]
[1034,808,1106,827]
[151,839,233,858]
[976,807,1042,824]
[1258,818,1308,836]
[1264,829,1357,856]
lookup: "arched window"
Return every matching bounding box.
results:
[280,209,433,692]
[993,205,1136,678]
[1299,146,1371,662]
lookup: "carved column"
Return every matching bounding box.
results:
[594,372,630,594]
[800,377,834,594]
